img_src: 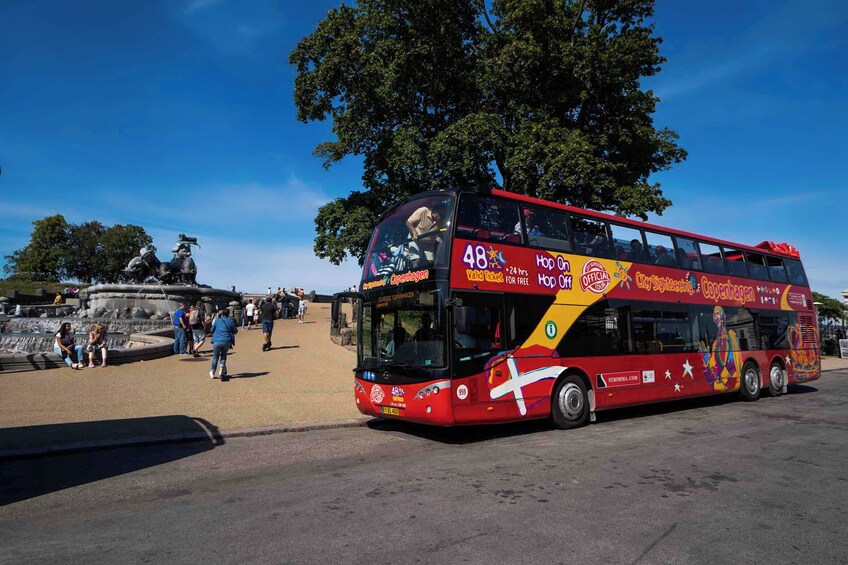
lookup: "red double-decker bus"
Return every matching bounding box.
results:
[351,188,820,428]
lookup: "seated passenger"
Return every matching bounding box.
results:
[629,239,645,262]
[515,209,544,238]
[654,245,676,267]
[676,248,692,269]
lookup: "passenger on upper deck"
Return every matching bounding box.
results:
[406,204,446,268]
[654,245,676,267]
[629,239,645,262]
[515,209,544,238]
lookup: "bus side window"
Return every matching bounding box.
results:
[458,194,521,243]
[766,256,788,283]
[723,247,747,278]
[569,215,611,258]
[673,236,701,270]
[745,252,769,281]
[783,259,808,285]
[644,231,675,267]
[609,224,646,262]
[523,206,571,252]
[698,242,726,275]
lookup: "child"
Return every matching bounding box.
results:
[298,297,308,324]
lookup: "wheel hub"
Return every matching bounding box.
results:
[558,383,584,420]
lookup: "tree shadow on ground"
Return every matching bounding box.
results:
[266,346,299,351]
[0,416,223,506]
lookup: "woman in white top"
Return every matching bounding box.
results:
[54,322,84,370]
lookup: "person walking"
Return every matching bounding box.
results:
[209,308,238,381]
[244,298,256,331]
[173,302,188,355]
[260,295,277,351]
[189,300,207,357]
[298,296,308,324]
[54,322,84,369]
[87,323,108,367]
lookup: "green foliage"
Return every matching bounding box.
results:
[291,0,686,264]
[64,221,105,284]
[3,214,70,281]
[96,224,152,284]
[4,216,152,284]
[813,292,847,323]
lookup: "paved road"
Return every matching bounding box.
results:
[2,371,847,564]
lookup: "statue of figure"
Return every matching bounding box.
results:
[123,235,200,285]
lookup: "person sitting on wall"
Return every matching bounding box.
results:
[87,323,108,368]
[53,292,63,305]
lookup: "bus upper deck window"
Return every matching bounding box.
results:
[745,252,769,281]
[723,247,747,278]
[569,216,611,258]
[766,256,788,283]
[698,242,725,275]
[784,259,808,286]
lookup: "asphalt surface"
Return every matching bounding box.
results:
[1,370,846,564]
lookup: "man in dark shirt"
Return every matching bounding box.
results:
[259,297,277,352]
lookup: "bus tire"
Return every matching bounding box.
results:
[551,375,589,429]
[740,361,761,402]
[767,360,785,397]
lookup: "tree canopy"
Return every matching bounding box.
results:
[3,215,152,284]
[291,0,686,264]
[813,291,847,324]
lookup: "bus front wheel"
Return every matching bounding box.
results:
[740,361,761,402]
[551,375,589,429]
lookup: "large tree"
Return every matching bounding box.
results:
[3,214,70,281]
[96,224,152,283]
[4,217,151,284]
[291,0,686,264]
[64,221,105,284]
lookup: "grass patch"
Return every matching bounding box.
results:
[0,280,90,296]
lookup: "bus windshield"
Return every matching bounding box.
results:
[360,287,446,371]
[362,194,455,282]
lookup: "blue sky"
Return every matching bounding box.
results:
[0,0,845,298]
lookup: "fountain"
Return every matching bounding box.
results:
[0,233,241,372]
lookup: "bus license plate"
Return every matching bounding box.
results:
[380,406,400,416]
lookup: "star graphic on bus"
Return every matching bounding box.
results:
[664,370,671,380]
[682,360,694,379]
[486,245,507,269]
[674,383,682,393]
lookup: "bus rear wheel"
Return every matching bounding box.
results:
[740,361,761,402]
[767,361,785,396]
[551,375,589,429]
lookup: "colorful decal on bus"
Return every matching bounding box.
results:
[699,306,743,393]
[788,321,820,382]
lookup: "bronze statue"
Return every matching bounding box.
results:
[123,234,199,285]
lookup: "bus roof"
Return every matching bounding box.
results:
[484,188,802,260]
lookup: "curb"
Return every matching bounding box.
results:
[0,417,375,462]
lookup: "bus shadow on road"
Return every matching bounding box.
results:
[367,418,554,444]
[366,386,820,443]
[0,415,223,507]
